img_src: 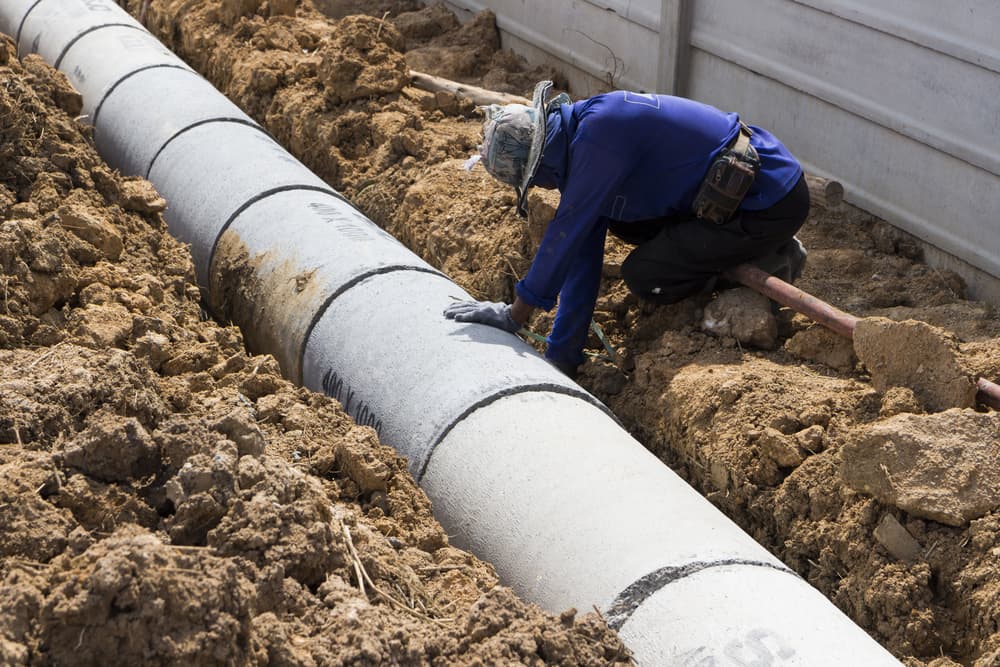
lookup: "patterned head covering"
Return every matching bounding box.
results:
[474,81,561,217]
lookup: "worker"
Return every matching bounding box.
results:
[445,80,809,378]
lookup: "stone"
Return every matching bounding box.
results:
[873,514,922,562]
[841,410,1000,526]
[702,287,778,349]
[759,426,803,468]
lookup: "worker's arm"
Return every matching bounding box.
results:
[543,220,607,368]
[513,112,624,306]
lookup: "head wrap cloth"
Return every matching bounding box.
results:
[478,81,570,217]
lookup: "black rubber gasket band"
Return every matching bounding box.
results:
[604,559,800,630]
[54,22,145,69]
[15,0,44,46]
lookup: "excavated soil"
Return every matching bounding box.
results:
[0,33,629,666]
[5,0,1000,664]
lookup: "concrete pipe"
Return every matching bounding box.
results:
[209,188,449,383]
[94,66,259,178]
[37,23,190,123]
[145,120,345,288]
[423,392,900,664]
[0,1,903,664]
[14,0,142,60]
[300,269,610,474]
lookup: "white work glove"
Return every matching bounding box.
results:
[443,300,520,334]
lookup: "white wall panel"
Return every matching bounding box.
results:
[791,0,1000,73]
[692,0,999,175]
[443,0,661,95]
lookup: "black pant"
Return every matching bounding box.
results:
[609,174,810,303]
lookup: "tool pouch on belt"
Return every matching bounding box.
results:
[692,122,760,225]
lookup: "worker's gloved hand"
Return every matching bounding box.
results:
[443,300,521,334]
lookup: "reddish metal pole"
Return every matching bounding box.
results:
[978,378,1000,410]
[723,263,1000,411]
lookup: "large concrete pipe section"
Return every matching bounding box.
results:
[2,2,902,664]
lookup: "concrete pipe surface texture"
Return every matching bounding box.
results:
[0,1,903,664]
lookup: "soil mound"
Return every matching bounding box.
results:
[0,34,628,665]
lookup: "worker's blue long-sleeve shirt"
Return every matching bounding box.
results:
[515,91,802,365]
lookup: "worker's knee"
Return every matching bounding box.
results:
[621,254,710,304]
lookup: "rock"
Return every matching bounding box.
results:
[841,410,1000,526]
[61,415,159,483]
[118,178,166,214]
[759,426,803,468]
[854,317,977,412]
[702,287,778,349]
[56,205,124,260]
[873,514,922,562]
[785,325,857,372]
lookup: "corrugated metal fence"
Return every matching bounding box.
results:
[442,0,1000,301]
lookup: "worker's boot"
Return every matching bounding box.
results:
[753,236,807,284]
[782,236,808,283]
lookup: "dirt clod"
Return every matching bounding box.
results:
[842,410,1000,526]
[59,414,160,483]
[854,316,978,411]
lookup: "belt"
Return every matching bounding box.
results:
[730,121,755,160]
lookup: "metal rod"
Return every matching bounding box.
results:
[977,378,1000,411]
